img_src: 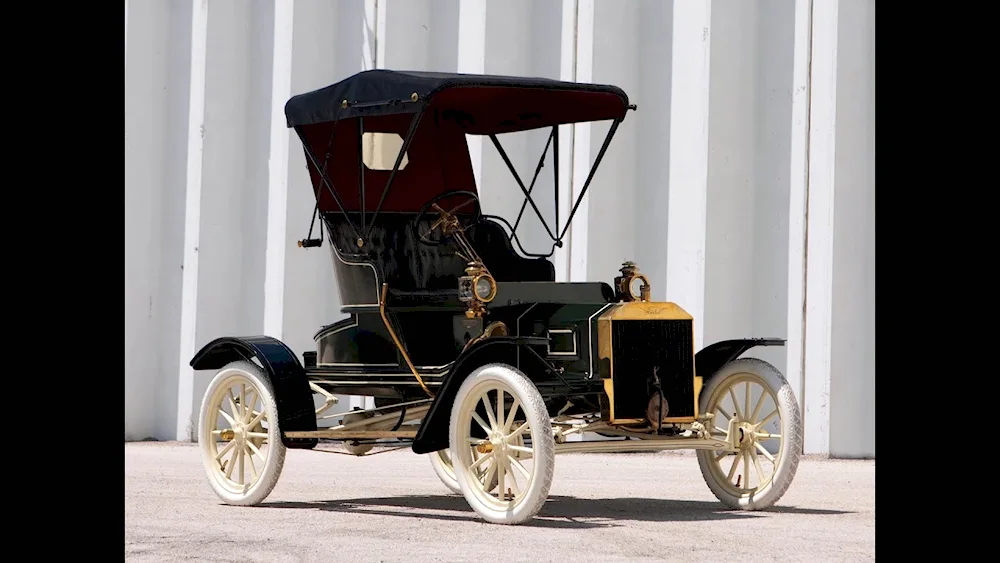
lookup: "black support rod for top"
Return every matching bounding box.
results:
[558,119,621,241]
[294,126,363,243]
[488,134,557,242]
[358,117,366,235]
[364,110,425,241]
[511,128,555,235]
[552,125,560,234]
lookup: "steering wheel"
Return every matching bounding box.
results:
[413,190,482,247]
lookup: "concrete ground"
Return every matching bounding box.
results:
[125,442,874,562]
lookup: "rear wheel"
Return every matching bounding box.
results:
[198,360,286,506]
[428,432,520,494]
[449,363,554,525]
[696,358,801,510]
[428,448,462,493]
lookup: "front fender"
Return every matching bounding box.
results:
[411,336,547,455]
[190,336,317,449]
[695,338,785,384]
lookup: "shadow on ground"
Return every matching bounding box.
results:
[259,494,850,529]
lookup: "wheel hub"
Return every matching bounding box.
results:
[221,423,248,444]
[737,422,756,450]
[491,433,505,455]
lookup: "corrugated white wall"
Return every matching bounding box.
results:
[124,0,875,458]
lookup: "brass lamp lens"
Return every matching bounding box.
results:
[474,275,495,301]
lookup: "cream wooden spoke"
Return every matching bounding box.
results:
[243,390,257,423]
[755,442,775,462]
[225,448,237,479]
[716,406,730,420]
[470,452,490,479]
[751,449,766,484]
[246,432,268,439]
[496,389,505,430]
[756,408,779,429]
[713,426,728,435]
[246,440,266,464]
[227,393,240,419]
[469,452,493,472]
[218,408,237,427]
[482,392,499,431]
[494,449,509,496]
[727,455,740,481]
[745,382,752,420]
[749,388,765,423]
[246,448,257,480]
[246,410,266,430]
[503,398,520,434]
[495,454,511,490]
[503,458,522,496]
[246,409,265,427]
[215,439,236,461]
[509,456,531,481]
[466,437,487,444]
[742,451,751,489]
[481,460,497,487]
[471,412,492,435]
[756,432,780,440]
[496,454,506,497]
[238,446,246,485]
[507,444,532,455]
[714,451,730,462]
[729,388,743,420]
[239,384,246,422]
[507,421,529,439]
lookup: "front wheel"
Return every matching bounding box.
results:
[449,363,554,525]
[198,360,286,506]
[696,358,802,510]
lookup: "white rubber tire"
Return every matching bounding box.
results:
[696,358,802,510]
[198,360,286,506]
[449,363,554,525]
[428,449,463,494]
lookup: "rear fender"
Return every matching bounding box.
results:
[411,337,548,455]
[695,338,786,385]
[190,336,318,449]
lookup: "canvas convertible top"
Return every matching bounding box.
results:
[284,69,631,134]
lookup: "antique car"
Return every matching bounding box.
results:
[190,70,802,525]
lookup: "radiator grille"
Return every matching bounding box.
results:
[610,319,695,419]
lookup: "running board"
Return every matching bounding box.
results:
[554,437,734,455]
[284,430,418,440]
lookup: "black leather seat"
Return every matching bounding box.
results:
[466,220,555,283]
[325,212,554,293]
